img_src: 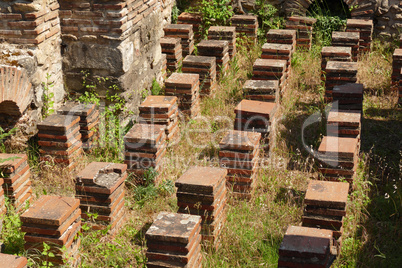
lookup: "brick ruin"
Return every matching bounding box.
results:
[0,0,175,132]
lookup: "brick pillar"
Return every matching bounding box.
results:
[75,162,127,233]
[302,180,349,240]
[0,153,33,211]
[21,195,81,267]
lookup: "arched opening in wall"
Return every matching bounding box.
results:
[0,101,20,131]
[307,0,351,19]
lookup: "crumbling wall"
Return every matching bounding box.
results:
[59,0,175,106]
[0,0,64,134]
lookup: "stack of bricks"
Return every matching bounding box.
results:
[324,61,358,102]
[332,83,364,111]
[285,16,317,50]
[392,48,402,85]
[0,154,32,211]
[346,19,373,52]
[163,24,194,57]
[321,46,352,73]
[177,12,202,41]
[197,40,230,76]
[0,253,27,268]
[278,226,337,268]
[57,102,99,150]
[327,109,361,138]
[243,80,280,102]
[332,31,360,61]
[266,29,297,53]
[219,130,261,199]
[302,180,349,240]
[145,212,202,267]
[59,0,159,41]
[317,136,360,183]
[234,99,277,142]
[21,195,81,267]
[165,73,200,118]
[230,14,258,42]
[208,26,236,59]
[37,114,82,170]
[182,55,217,97]
[252,58,287,89]
[138,96,180,142]
[175,167,227,249]
[75,162,127,233]
[0,1,60,45]
[160,37,183,71]
[124,124,166,182]
[261,43,293,76]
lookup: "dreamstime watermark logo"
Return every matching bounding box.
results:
[61,100,344,170]
[301,101,344,167]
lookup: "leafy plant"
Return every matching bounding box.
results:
[151,79,162,95]
[0,126,17,153]
[252,0,284,41]
[197,0,234,38]
[41,73,55,119]
[39,242,55,268]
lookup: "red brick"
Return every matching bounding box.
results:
[0,253,27,268]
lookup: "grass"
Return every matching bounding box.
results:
[0,33,401,268]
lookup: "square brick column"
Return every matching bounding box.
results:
[346,19,373,52]
[243,80,279,102]
[219,130,261,199]
[145,212,203,267]
[0,253,28,268]
[124,123,167,183]
[57,102,99,150]
[332,83,364,111]
[231,15,258,43]
[278,226,337,267]
[234,99,277,143]
[197,40,230,77]
[208,26,237,59]
[160,37,183,72]
[324,61,358,102]
[321,46,352,76]
[163,24,194,56]
[266,29,297,53]
[165,73,200,118]
[317,136,360,183]
[139,96,180,142]
[177,12,202,42]
[262,43,293,77]
[285,16,316,50]
[252,59,287,90]
[327,109,361,138]
[21,195,81,267]
[175,166,227,249]
[0,154,32,211]
[75,162,127,233]
[302,180,349,240]
[332,31,360,61]
[37,114,83,171]
[182,55,217,97]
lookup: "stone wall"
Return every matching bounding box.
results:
[59,0,175,107]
